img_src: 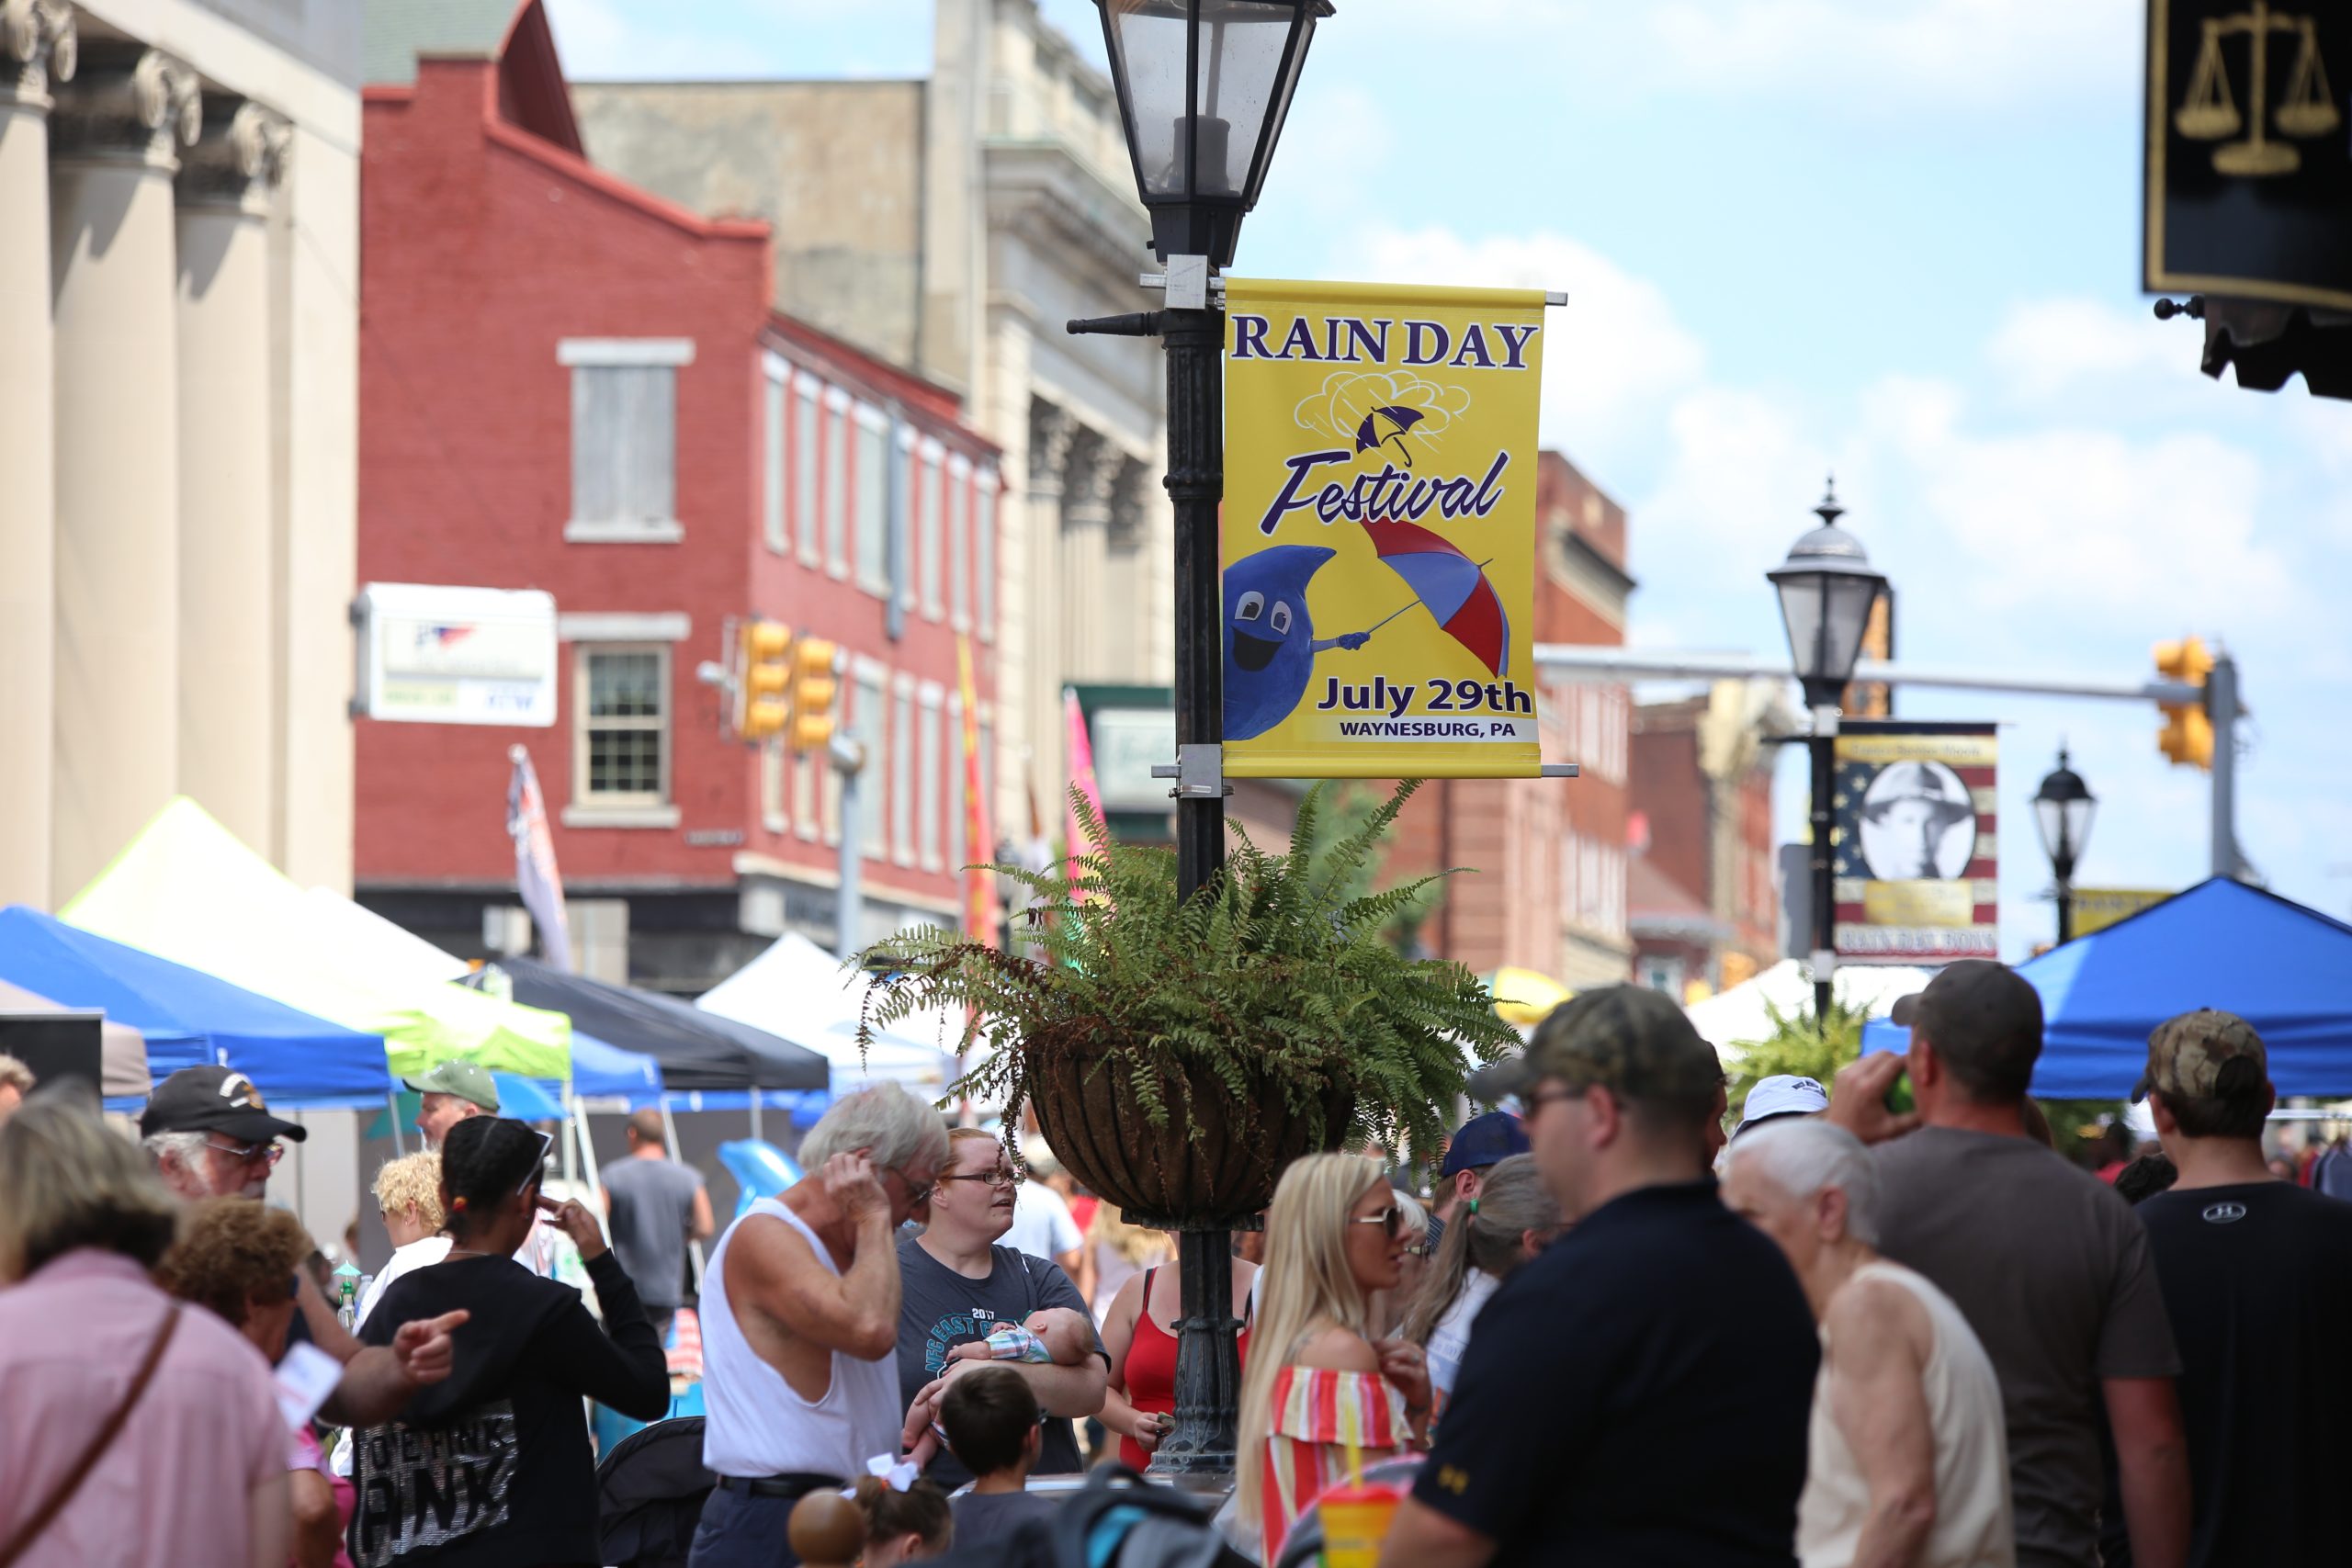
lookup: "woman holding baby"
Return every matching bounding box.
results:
[893,1129,1108,1489]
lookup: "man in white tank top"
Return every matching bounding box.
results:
[689,1086,952,1568]
[1724,1120,2015,1568]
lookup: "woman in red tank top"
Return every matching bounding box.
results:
[1099,1253,1259,1469]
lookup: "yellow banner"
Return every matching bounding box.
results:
[1221,279,1549,779]
[2071,887,2172,937]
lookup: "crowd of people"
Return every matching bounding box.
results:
[3,957,2349,1568]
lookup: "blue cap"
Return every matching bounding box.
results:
[1439,1111,1531,1178]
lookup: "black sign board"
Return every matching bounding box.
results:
[2144,1,2352,310]
[0,1012,105,1108]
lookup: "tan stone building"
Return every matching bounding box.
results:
[571,0,1170,845]
[0,0,359,907]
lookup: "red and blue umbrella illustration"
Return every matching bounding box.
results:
[1354,404,1426,467]
[1359,520,1510,677]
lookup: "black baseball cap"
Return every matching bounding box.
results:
[1888,960,2043,1093]
[1439,1111,1531,1177]
[138,1066,308,1144]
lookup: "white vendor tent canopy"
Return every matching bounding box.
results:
[697,932,961,1089]
[1689,960,1934,1066]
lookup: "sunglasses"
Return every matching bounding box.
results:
[1351,1205,1407,1241]
[205,1137,284,1168]
[516,1130,554,1195]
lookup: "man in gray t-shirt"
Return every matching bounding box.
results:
[1831,961,2186,1568]
[599,1108,713,1343]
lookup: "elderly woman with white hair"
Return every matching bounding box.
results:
[1723,1119,2016,1568]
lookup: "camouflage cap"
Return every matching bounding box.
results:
[2133,1009,2267,1103]
[1468,984,1723,1105]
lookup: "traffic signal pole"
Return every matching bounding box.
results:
[1529,644,2242,881]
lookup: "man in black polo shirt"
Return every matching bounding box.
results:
[1378,986,1818,1568]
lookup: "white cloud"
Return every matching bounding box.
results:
[1356,227,1708,479]
[1984,298,2194,403]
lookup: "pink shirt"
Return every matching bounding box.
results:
[0,1249,285,1568]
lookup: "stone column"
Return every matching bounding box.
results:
[1058,428,1122,682]
[1025,399,1076,815]
[49,48,199,897]
[175,98,287,852]
[1102,455,1151,681]
[0,0,71,908]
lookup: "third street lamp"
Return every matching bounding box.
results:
[1769,481,1888,1023]
[2033,747,2097,943]
[1071,0,1333,1483]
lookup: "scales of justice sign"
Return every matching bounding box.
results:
[1219,279,1554,781]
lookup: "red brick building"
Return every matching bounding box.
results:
[1386,452,1634,987]
[1627,685,1785,998]
[355,3,1001,987]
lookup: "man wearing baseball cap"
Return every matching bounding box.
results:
[1426,1110,1532,1254]
[2131,1010,2352,1565]
[1827,961,2188,1568]
[140,1065,466,1427]
[403,1058,500,1150]
[1379,987,1818,1568]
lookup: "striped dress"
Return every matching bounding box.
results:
[1257,1365,1412,1562]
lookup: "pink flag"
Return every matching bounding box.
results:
[957,637,1001,945]
[1063,688,1105,884]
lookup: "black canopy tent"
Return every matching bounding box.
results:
[475,957,828,1093]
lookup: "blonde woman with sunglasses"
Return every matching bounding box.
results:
[1238,1154,1434,1563]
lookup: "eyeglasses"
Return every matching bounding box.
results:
[1351,1206,1406,1240]
[204,1137,284,1168]
[1523,1086,1583,1117]
[938,1166,1020,1191]
[516,1129,554,1195]
[888,1166,939,1208]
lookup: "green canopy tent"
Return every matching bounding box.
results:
[62,797,570,1082]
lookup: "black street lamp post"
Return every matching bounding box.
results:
[1074,0,1332,1484]
[2033,748,2097,944]
[1768,481,1888,1025]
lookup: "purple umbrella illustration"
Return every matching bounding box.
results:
[1354,404,1426,467]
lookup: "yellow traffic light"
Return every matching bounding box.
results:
[740,620,792,740]
[788,637,838,754]
[2159,706,2214,769]
[2152,636,2215,771]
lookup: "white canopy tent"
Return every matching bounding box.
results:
[1690,960,1934,1067]
[697,932,961,1089]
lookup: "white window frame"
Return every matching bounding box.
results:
[793,746,820,842]
[565,641,680,828]
[947,452,972,631]
[560,338,692,545]
[890,675,916,867]
[894,426,920,613]
[761,737,786,834]
[975,470,998,642]
[918,682,945,873]
[766,359,795,554]
[795,375,824,569]
[855,406,891,597]
[824,387,852,579]
[917,438,945,622]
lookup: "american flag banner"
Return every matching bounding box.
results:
[505,745,572,972]
[1831,722,1997,963]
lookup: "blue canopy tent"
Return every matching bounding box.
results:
[568,1030,665,1103]
[1860,879,2352,1099]
[0,905,390,1107]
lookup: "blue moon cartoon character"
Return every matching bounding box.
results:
[1223,545,1371,741]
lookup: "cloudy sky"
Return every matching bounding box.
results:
[544,0,2352,956]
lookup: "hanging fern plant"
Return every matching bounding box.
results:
[858,781,1518,1217]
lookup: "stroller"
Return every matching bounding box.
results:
[596,1416,715,1568]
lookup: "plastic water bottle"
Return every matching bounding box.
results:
[332,1261,362,1331]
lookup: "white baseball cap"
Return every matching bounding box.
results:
[1736,1074,1829,1135]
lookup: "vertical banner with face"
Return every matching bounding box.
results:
[1832,721,1998,962]
[1222,279,1549,779]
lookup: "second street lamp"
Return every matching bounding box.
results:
[2033,747,2097,943]
[1072,0,1332,1484]
[1768,480,1888,1025]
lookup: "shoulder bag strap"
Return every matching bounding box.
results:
[0,1305,183,1568]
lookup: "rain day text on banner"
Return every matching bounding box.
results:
[1221,279,1549,779]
